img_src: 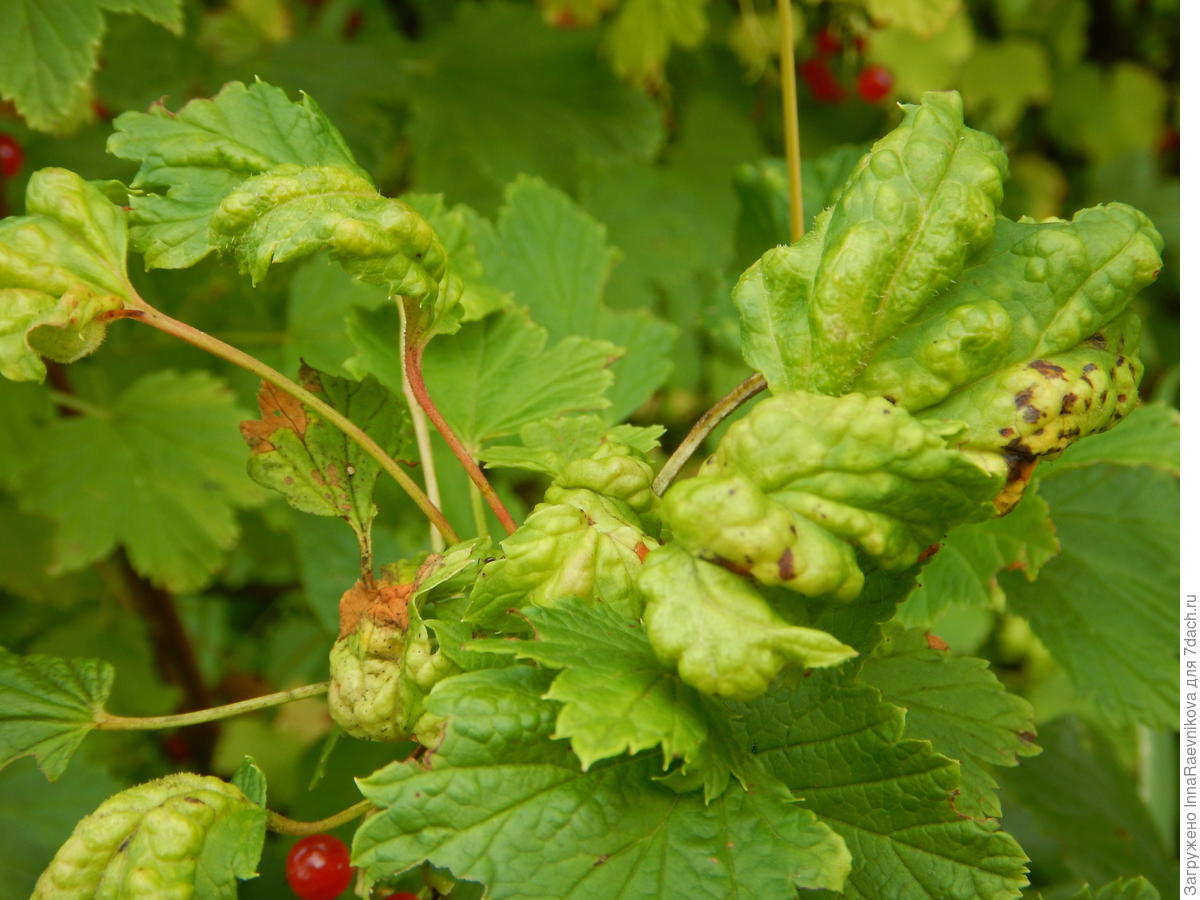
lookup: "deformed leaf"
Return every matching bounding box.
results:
[1040,403,1179,476]
[478,414,663,477]
[660,391,1001,602]
[240,366,410,551]
[33,773,266,898]
[472,598,754,800]
[0,169,138,382]
[353,665,851,899]
[637,545,856,701]
[0,649,113,781]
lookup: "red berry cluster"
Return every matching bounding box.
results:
[799,26,893,105]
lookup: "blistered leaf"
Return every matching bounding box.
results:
[1001,465,1177,728]
[478,414,663,476]
[661,391,1001,601]
[0,649,112,780]
[637,546,855,701]
[0,169,138,382]
[730,668,1029,899]
[1040,403,1178,476]
[466,488,655,627]
[472,599,754,799]
[109,80,367,269]
[32,773,266,898]
[18,371,262,592]
[353,666,850,898]
[0,0,181,133]
[735,92,1007,395]
[860,625,1040,817]
[240,366,410,551]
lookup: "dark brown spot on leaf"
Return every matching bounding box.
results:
[917,544,940,564]
[1085,333,1107,349]
[634,541,650,563]
[1060,393,1078,414]
[778,547,796,581]
[999,427,1015,437]
[1082,363,1098,373]
[240,382,309,453]
[1028,360,1066,378]
[1014,387,1034,408]
[1017,731,1037,744]
[1022,405,1042,423]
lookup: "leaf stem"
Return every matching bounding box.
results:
[96,683,329,730]
[45,389,111,419]
[400,307,446,552]
[266,799,375,836]
[777,0,805,241]
[120,305,460,545]
[402,337,518,534]
[652,373,767,496]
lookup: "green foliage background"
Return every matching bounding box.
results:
[0,0,1178,898]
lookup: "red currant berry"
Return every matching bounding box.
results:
[285,834,353,900]
[799,58,846,103]
[856,64,894,103]
[0,134,24,180]
[813,26,841,56]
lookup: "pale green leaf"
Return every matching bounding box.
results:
[473,176,676,420]
[478,414,663,476]
[18,371,263,592]
[603,0,708,84]
[1045,63,1168,164]
[864,0,961,37]
[867,10,974,98]
[1001,465,1177,728]
[1066,877,1162,900]
[959,39,1051,134]
[284,255,390,379]
[353,666,851,898]
[0,649,112,780]
[731,668,1029,899]
[860,626,1039,817]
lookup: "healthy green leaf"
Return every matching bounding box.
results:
[471,598,754,800]
[478,414,663,476]
[1065,877,1162,900]
[0,169,138,382]
[996,718,1174,896]
[32,772,267,898]
[958,39,1051,134]
[1045,63,1168,164]
[240,365,410,551]
[899,482,1058,625]
[730,668,1029,899]
[18,370,263,592]
[1001,465,1177,728]
[353,665,851,898]
[864,0,961,38]
[0,0,182,133]
[108,80,369,269]
[638,545,856,701]
[603,0,708,85]
[860,625,1040,816]
[661,391,1001,602]
[0,649,112,780]
[472,176,676,420]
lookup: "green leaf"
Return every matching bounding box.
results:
[399,4,663,212]
[33,772,267,898]
[638,545,856,701]
[899,481,1058,625]
[0,169,137,382]
[0,0,182,133]
[1045,63,1168,164]
[472,598,752,800]
[230,757,267,807]
[108,80,368,269]
[731,668,1029,899]
[0,379,52,490]
[1001,465,1177,728]
[603,0,708,85]
[864,0,961,37]
[478,414,663,476]
[240,365,410,551]
[1040,403,1179,476]
[997,718,1174,896]
[353,666,851,898]
[660,391,1002,602]
[860,625,1040,817]
[867,10,974,99]
[735,92,1007,396]
[958,39,1051,134]
[0,649,112,780]
[1065,877,1162,900]
[472,176,676,420]
[18,370,262,592]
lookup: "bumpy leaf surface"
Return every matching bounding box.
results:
[0,169,137,382]
[0,0,181,133]
[472,599,754,799]
[661,391,1000,601]
[109,80,367,269]
[478,414,663,475]
[860,626,1040,816]
[1001,465,1177,728]
[353,666,851,899]
[240,365,410,550]
[1039,403,1178,476]
[638,546,856,701]
[32,773,266,898]
[730,668,1029,899]
[18,371,262,592]
[0,649,112,780]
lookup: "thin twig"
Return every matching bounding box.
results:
[267,798,375,836]
[778,0,805,241]
[399,305,446,552]
[96,683,329,730]
[652,373,767,496]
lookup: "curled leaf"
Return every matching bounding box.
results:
[638,545,856,701]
